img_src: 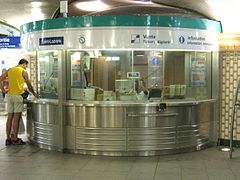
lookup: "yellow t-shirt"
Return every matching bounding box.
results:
[7,66,25,95]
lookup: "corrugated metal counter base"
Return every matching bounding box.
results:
[27,99,217,156]
[69,126,212,156]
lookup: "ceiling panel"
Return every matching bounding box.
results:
[153,0,240,33]
[0,0,59,28]
[153,0,214,19]
[0,0,239,33]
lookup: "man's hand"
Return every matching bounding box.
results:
[34,92,40,98]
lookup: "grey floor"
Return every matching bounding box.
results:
[0,116,240,180]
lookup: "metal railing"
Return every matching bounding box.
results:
[229,79,240,158]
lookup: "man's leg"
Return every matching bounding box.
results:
[6,113,14,139]
[11,95,25,144]
[6,94,14,140]
[11,112,22,140]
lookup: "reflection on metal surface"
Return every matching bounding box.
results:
[127,113,178,117]
[221,147,231,152]
[27,102,60,149]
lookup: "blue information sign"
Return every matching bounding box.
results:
[0,36,20,48]
[39,37,64,46]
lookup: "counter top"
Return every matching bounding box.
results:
[25,99,59,105]
[25,98,217,107]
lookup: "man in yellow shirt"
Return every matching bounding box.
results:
[0,59,37,145]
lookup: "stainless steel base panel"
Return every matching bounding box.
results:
[64,143,212,156]
[26,101,61,150]
[27,99,217,156]
[63,100,217,156]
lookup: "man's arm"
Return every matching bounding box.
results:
[0,71,8,93]
[22,70,37,97]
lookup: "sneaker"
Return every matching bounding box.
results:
[5,139,12,146]
[12,138,26,145]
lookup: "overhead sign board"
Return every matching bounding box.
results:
[39,37,64,46]
[0,36,20,48]
[22,28,219,51]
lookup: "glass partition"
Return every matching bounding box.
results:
[66,50,212,101]
[187,52,212,99]
[37,50,60,99]
[164,51,212,99]
[24,52,37,94]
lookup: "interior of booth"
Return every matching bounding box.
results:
[28,50,213,101]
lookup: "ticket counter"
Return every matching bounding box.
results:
[21,15,221,155]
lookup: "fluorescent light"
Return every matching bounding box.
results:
[31,2,43,8]
[221,147,231,152]
[75,0,109,12]
[112,56,120,61]
[106,56,120,61]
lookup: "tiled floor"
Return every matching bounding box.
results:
[0,116,240,180]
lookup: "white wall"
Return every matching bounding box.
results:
[0,49,23,73]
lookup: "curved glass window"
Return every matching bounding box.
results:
[37,50,60,99]
[66,50,212,101]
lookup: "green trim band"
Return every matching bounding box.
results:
[21,15,222,34]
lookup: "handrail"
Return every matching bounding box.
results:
[229,79,240,159]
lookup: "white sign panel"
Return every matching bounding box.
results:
[21,27,219,52]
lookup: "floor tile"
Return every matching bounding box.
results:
[0,116,239,180]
